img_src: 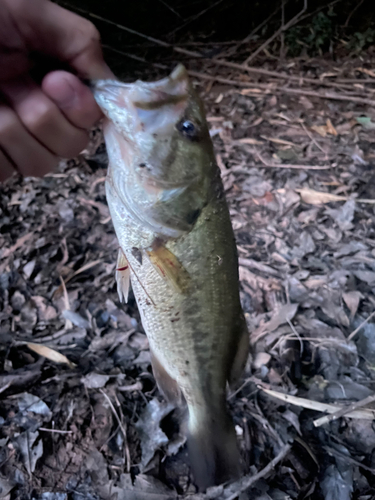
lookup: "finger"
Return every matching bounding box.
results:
[42,71,102,129]
[0,148,16,182]
[6,0,113,80]
[0,105,57,177]
[1,77,89,158]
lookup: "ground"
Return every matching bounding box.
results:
[1,48,375,500]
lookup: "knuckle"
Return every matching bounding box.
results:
[21,100,55,133]
[0,107,19,140]
[81,19,101,43]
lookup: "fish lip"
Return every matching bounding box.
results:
[91,79,131,102]
[92,65,189,105]
[93,64,187,91]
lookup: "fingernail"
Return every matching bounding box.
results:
[51,78,78,109]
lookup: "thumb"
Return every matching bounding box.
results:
[6,0,113,80]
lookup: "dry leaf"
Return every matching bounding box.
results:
[261,136,298,147]
[251,303,298,344]
[1,232,33,259]
[237,137,264,145]
[297,188,348,205]
[343,291,363,318]
[253,352,271,369]
[27,343,76,368]
[311,125,328,137]
[326,118,338,136]
[356,67,375,78]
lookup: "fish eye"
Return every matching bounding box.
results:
[177,120,199,140]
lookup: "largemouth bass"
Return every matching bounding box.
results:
[93,65,249,489]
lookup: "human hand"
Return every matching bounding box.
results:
[0,0,113,181]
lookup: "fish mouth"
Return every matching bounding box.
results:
[92,64,190,129]
[92,64,189,98]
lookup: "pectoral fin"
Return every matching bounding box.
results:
[116,249,130,303]
[146,244,190,294]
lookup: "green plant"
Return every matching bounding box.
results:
[285,10,335,56]
[347,28,375,52]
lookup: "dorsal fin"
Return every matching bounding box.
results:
[116,249,130,303]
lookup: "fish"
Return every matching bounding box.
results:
[93,64,249,489]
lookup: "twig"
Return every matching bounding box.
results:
[167,0,226,36]
[344,0,365,27]
[156,0,183,19]
[324,445,375,474]
[255,151,331,170]
[223,443,292,500]
[0,381,12,394]
[102,44,168,70]
[243,85,375,107]
[186,70,375,106]
[314,393,375,427]
[301,122,328,156]
[99,389,131,472]
[238,257,280,277]
[348,310,375,341]
[66,3,372,93]
[221,3,283,58]
[243,0,308,65]
[117,381,143,392]
[280,0,286,59]
[260,386,375,419]
[39,427,73,434]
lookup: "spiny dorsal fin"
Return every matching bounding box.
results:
[116,249,130,303]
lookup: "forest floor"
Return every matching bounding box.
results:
[1,47,375,500]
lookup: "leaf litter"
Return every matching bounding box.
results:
[1,46,375,500]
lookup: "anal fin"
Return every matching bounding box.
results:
[146,244,190,294]
[116,249,130,303]
[228,313,250,388]
[150,349,182,405]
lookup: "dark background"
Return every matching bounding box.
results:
[58,0,375,78]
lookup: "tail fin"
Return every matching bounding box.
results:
[187,406,241,490]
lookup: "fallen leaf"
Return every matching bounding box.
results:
[135,399,174,470]
[253,352,271,369]
[14,431,43,475]
[81,373,110,389]
[311,125,328,137]
[356,116,375,130]
[99,473,178,500]
[1,232,33,259]
[353,270,375,286]
[27,343,76,368]
[326,118,338,136]
[61,310,90,329]
[297,188,348,205]
[356,67,375,78]
[343,291,363,318]
[18,393,51,419]
[237,137,264,145]
[251,303,298,344]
